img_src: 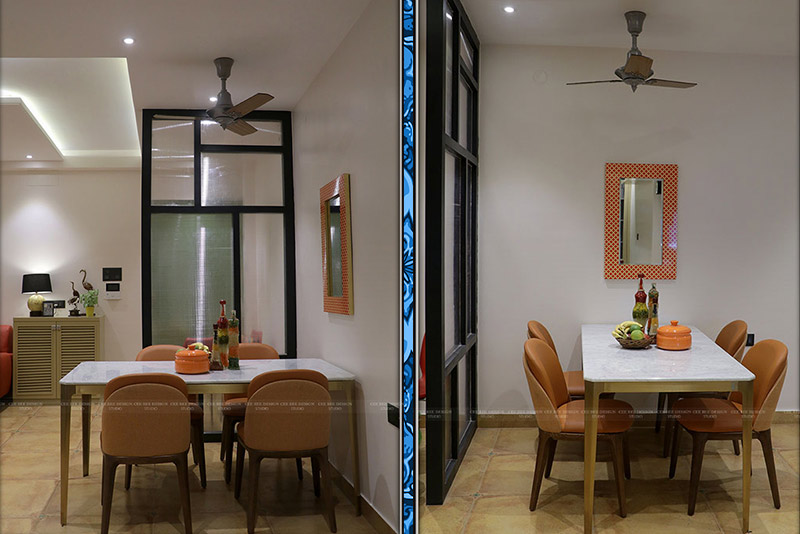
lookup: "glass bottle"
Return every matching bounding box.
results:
[632,273,649,328]
[210,323,223,371]
[228,310,240,370]
[217,300,229,369]
[647,283,659,338]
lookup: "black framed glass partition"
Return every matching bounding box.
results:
[142,110,296,357]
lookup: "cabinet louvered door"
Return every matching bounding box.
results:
[14,324,56,398]
[58,323,98,380]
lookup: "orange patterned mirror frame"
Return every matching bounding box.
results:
[320,173,354,314]
[604,162,678,279]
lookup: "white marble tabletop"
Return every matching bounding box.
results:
[60,358,355,386]
[581,324,754,383]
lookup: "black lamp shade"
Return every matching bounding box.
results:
[22,273,52,294]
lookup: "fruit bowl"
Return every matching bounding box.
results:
[614,336,654,349]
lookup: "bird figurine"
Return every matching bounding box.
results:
[80,269,94,291]
[68,281,80,315]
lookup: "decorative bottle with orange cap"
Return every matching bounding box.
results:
[632,273,649,328]
[217,300,229,369]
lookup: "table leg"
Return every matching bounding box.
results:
[61,384,76,526]
[741,381,753,533]
[345,381,362,515]
[82,394,91,476]
[584,381,599,534]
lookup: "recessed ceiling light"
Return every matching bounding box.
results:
[209,96,218,102]
[123,37,135,45]
[504,6,515,13]
[26,154,33,159]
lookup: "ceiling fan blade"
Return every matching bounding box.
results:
[227,93,274,118]
[623,55,653,77]
[644,78,697,88]
[225,119,258,136]
[566,80,622,85]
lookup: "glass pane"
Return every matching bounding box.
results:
[151,214,233,346]
[201,152,283,206]
[444,152,456,353]
[466,164,476,334]
[445,3,453,136]
[444,369,453,459]
[201,120,282,146]
[460,31,475,74]
[457,355,470,441]
[151,120,194,206]
[241,213,285,354]
[459,77,470,150]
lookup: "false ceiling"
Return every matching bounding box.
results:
[0,0,371,164]
[463,0,798,56]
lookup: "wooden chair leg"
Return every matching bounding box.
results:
[220,416,231,461]
[319,448,337,533]
[224,417,239,484]
[124,464,132,490]
[687,432,708,516]
[101,456,117,534]
[529,430,550,511]
[655,392,666,433]
[732,439,740,456]
[296,457,304,480]
[246,453,262,534]
[235,439,245,500]
[175,453,192,534]
[610,435,627,518]
[544,438,557,479]
[758,429,781,509]
[190,423,199,466]
[622,432,631,480]
[192,418,206,489]
[669,421,681,479]
[311,456,321,497]
[662,394,676,458]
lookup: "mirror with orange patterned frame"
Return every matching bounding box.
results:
[320,174,353,314]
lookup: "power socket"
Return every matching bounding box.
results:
[746,333,755,347]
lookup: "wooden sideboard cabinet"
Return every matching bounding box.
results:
[13,316,104,399]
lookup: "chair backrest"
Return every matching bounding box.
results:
[0,325,12,353]
[527,320,558,358]
[238,343,280,360]
[523,338,569,433]
[102,373,191,457]
[419,334,427,399]
[715,320,748,362]
[243,369,331,452]
[729,339,788,431]
[136,344,185,361]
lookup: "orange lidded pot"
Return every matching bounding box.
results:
[656,321,692,351]
[175,348,210,374]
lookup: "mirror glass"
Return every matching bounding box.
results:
[619,178,663,265]
[326,195,343,297]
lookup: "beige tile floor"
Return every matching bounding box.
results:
[420,423,800,534]
[0,399,377,534]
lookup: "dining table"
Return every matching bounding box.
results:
[59,358,360,525]
[581,324,755,533]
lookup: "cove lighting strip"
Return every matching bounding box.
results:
[400,0,417,533]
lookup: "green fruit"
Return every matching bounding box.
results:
[628,323,642,331]
[630,330,644,340]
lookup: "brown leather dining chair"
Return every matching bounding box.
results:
[219,342,299,484]
[134,345,206,488]
[659,320,748,457]
[527,320,585,399]
[234,369,336,533]
[101,373,193,534]
[524,338,633,517]
[668,339,788,515]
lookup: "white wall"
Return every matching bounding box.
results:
[478,44,799,414]
[293,0,400,530]
[1,170,142,361]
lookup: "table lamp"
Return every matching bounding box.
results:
[22,273,52,316]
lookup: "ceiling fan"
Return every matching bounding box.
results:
[205,57,273,135]
[567,11,697,92]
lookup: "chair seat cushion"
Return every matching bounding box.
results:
[673,397,742,433]
[221,397,247,417]
[557,399,634,434]
[564,371,585,397]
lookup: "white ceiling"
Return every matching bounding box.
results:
[0,98,62,162]
[463,0,799,56]
[0,0,371,164]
